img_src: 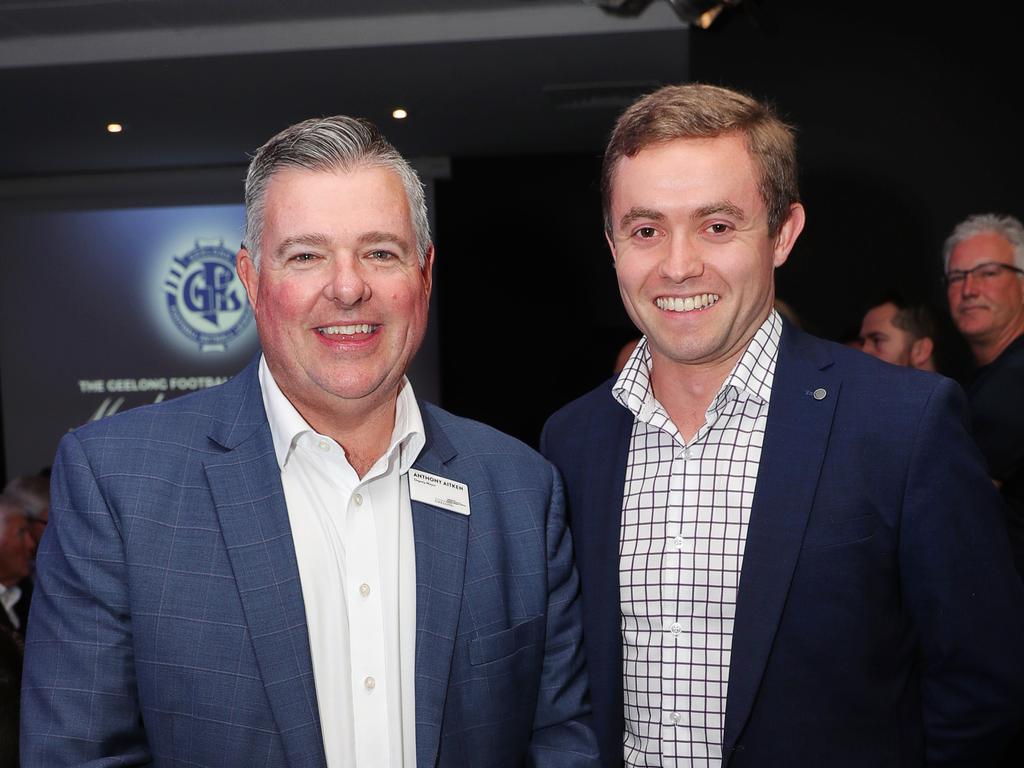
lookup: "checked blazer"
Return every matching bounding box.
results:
[20,356,599,767]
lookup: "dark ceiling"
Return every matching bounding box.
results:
[0,0,695,178]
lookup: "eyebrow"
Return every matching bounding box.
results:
[618,207,665,230]
[617,201,747,232]
[356,230,412,252]
[275,233,332,257]
[274,230,412,257]
[692,201,745,221]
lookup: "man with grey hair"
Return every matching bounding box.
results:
[943,212,1024,576]
[22,116,598,767]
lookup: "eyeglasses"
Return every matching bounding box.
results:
[943,261,1024,287]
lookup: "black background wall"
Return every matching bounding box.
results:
[435,0,1022,449]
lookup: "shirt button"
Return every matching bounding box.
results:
[359,583,371,597]
[318,441,330,452]
[353,493,363,506]
[683,448,692,460]
[364,676,376,690]
[672,535,685,549]
[669,712,682,724]
[669,621,683,636]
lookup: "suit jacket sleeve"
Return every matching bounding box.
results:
[901,377,1024,764]
[20,431,151,767]
[528,464,601,766]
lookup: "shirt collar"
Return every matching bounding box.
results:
[720,310,781,406]
[613,310,782,418]
[259,355,426,474]
[0,582,20,612]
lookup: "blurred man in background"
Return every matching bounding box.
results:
[944,212,1024,577]
[858,294,936,371]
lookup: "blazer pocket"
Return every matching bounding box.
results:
[802,513,879,549]
[468,614,545,666]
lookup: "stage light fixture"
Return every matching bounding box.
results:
[665,0,741,28]
[106,123,123,134]
[392,108,408,120]
[585,0,743,29]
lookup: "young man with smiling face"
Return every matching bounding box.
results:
[542,84,1024,767]
[22,116,598,768]
[944,213,1024,577]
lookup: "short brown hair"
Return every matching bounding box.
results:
[601,83,800,238]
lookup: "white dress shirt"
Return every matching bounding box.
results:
[0,582,22,630]
[614,312,781,767]
[260,356,424,768]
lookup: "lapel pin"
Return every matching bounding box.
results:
[812,387,827,401]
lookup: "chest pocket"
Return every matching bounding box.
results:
[468,614,545,666]
[801,513,878,549]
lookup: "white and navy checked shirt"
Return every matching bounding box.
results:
[613,310,782,767]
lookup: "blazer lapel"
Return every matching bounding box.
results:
[573,391,632,754]
[723,327,840,758]
[203,361,326,768]
[411,406,470,768]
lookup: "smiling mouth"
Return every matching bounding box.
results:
[317,323,380,336]
[656,294,720,313]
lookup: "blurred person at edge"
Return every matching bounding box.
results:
[4,474,49,565]
[944,213,1024,578]
[0,496,32,640]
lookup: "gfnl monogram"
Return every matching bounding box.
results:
[165,238,252,352]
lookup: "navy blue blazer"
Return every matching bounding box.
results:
[21,357,599,767]
[541,323,1024,767]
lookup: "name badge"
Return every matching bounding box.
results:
[409,469,471,516]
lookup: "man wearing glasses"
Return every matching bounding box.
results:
[944,213,1024,578]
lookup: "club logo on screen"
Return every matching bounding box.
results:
[165,239,252,352]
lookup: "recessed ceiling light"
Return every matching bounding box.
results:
[106,123,123,134]
[391,108,408,120]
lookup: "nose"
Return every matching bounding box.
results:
[657,233,704,283]
[323,255,371,306]
[959,270,980,299]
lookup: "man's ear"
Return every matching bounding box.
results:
[911,336,934,370]
[772,202,806,269]
[421,243,435,299]
[237,248,258,309]
[605,231,618,264]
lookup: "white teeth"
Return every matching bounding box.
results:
[319,324,376,335]
[656,294,720,313]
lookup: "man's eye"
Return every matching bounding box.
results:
[706,222,731,235]
[633,227,658,239]
[291,252,317,262]
[368,250,395,261]
[980,266,1002,279]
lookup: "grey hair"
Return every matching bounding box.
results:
[0,493,25,521]
[942,213,1024,272]
[243,115,430,269]
[4,475,48,520]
